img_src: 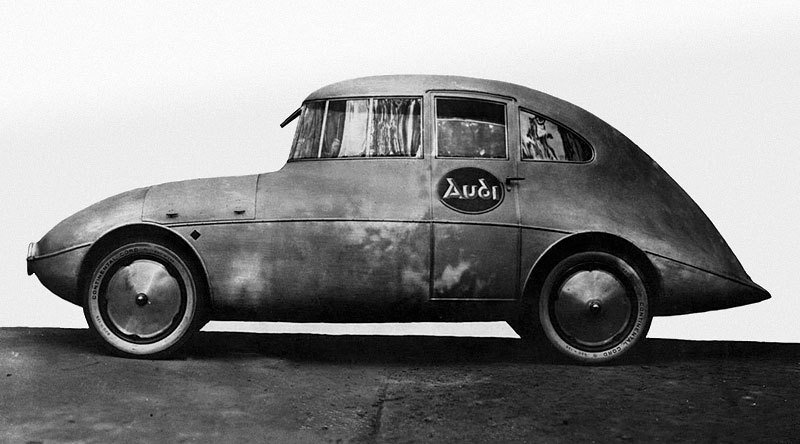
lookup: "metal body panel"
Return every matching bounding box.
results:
[178,158,435,319]
[519,228,570,293]
[172,221,430,321]
[28,246,88,305]
[257,160,430,221]
[516,139,747,284]
[37,187,148,255]
[433,224,517,299]
[29,187,149,305]
[648,254,769,315]
[143,175,257,223]
[28,75,770,322]
[429,91,521,300]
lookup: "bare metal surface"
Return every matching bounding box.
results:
[36,187,148,254]
[2,328,798,443]
[257,160,430,221]
[28,75,770,320]
[143,175,257,223]
[183,220,431,320]
[648,254,769,315]
[104,260,182,339]
[554,270,630,346]
[27,246,87,305]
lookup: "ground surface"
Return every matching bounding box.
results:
[1,328,798,443]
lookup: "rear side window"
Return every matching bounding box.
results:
[436,98,507,158]
[520,110,592,162]
[290,97,421,159]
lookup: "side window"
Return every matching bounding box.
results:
[436,98,506,158]
[370,98,421,157]
[322,99,370,157]
[519,110,592,162]
[290,97,421,159]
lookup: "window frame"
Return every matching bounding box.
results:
[288,95,425,162]
[433,95,510,161]
[518,107,595,164]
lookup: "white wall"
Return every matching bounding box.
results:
[2,1,798,342]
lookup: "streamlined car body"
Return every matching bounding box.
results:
[27,75,769,362]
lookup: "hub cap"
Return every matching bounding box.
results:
[104,259,182,340]
[553,269,632,348]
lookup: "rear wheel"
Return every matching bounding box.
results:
[534,251,651,363]
[83,239,205,358]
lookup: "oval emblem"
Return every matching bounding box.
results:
[437,168,505,214]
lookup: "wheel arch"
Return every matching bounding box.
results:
[78,223,212,309]
[522,231,662,307]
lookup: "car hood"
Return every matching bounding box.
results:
[36,187,150,256]
[142,175,258,224]
[35,174,258,256]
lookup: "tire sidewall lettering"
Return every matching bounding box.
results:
[539,252,651,363]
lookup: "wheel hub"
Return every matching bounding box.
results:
[103,259,182,339]
[553,268,632,348]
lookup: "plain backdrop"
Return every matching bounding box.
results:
[2,1,798,342]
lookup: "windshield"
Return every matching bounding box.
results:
[290,97,421,159]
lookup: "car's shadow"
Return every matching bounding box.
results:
[20,328,800,366]
[186,331,800,365]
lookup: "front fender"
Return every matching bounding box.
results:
[28,187,148,305]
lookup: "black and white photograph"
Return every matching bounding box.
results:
[2,1,799,442]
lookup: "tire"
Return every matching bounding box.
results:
[83,239,206,358]
[535,251,651,364]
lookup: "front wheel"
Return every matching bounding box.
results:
[536,251,651,364]
[83,240,206,358]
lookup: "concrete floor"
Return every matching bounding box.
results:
[1,328,798,443]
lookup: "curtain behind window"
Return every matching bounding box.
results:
[291,98,421,159]
[371,98,420,157]
[338,100,370,157]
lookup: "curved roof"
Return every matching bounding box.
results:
[305,75,536,101]
[302,76,635,158]
[304,75,604,132]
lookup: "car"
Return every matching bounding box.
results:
[27,75,770,363]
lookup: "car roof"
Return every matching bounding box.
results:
[304,75,532,100]
[303,75,610,142]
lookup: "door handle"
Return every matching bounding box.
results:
[505,177,525,191]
